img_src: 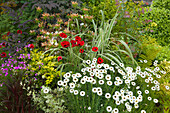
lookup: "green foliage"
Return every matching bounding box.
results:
[151,0,170,10]
[83,0,117,24]
[32,86,69,113]
[138,37,162,67]
[156,46,170,61]
[140,7,170,46]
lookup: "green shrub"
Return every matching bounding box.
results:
[151,0,170,9]
[156,46,170,61]
[140,4,170,46]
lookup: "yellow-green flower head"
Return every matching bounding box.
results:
[151,22,157,27]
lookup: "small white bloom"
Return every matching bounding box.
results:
[69,83,75,89]
[97,91,102,96]
[145,90,149,94]
[80,79,86,84]
[73,77,79,83]
[153,99,158,103]
[151,87,156,91]
[134,104,139,108]
[88,106,91,110]
[119,63,124,67]
[145,79,149,83]
[165,86,169,90]
[92,87,97,93]
[86,60,91,64]
[80,23,84,26]
[112,108,119,113]
[131,82,136,86]
[106,106,112,112]
[137,90,142,95]
[148,97,152,101]
[99,80,104,85]
[105,93,111,99]
[114,81,120,86]
[107,81,113,86]
[80,91,85,96]
[43,88,49,93]
[70,89,74,93]
[115,100,121,105]
[136,86,140,89]
[144,60,147,63]
[57,80,63,86]
[141,110,146,113]
[74,90,79,95]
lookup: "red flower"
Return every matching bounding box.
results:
[70,40,77,47]
[61,41,70,48]
[7,32,10,36]
[58,56,62,61]
[59,33,67,38]
[0,52,7,58]
[97,57,103,64]
[79,49,84,53]
[146,2,149,5]
[77,41,84,46]
[0,45,2,48]
[75,36,81,42]
[17,30,22,34]
[29,44,34,48]
[2,42,5,47]
[92,47,98,52]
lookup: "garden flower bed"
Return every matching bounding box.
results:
[0,0,169,113]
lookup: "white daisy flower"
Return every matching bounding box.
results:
[153,99,158,103]
[65,73,71,78]
[88,106,91,110]
[99,80,104,85]
[112,108,119,113]
[81,68,86,72]
[98,74,104,79]
[145,79,149,83]
[119,63,124,67]
[80,91,85,96]
[97,64,102,68]
[145,90,149,94]
[92,79,96,84]
[70,89,74,93]
[109,66,114,71]
[115,91,121,96]
[57,80,63,86]
[73,77,78,83]
[122,96,127,101]
[125,80,130,84]
[136,86,140,89]
[137,90,142,95]
[148,97,152,101]
[165,86,169,90]
[151,87,156,91]
[69,83,75,89]
[72,74,77,78]
[93,58,97,61]
[134,104,139,108]
[105,93,111,99]
[114,81,120,86]
[80,79,86,84]
[58,87,63,91]
[64,78,69,83]
[86,60,91,64]
[120,76,125,81]
[97,87,102,92]
[63,82,67,87]
[115,77,120,81]
[90,63,95,68]
[144,60,147,63]
[92,87,97,93]
[148,77,153,81]
[141,110,146,113]
[43,88,50,93]
[115,100,121,105]
[76,73,82,78]
[131,82,136,86]
[112,95,119,100]
[118,80,123,85]
[74,90,79,95]
[107,81,113,86]
[97,91,102,96]
[104,64,110,69]
[106,106,112,112]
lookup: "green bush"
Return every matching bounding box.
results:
[140,3,170,46]
[156,46,170,61]
[151,0,170,9]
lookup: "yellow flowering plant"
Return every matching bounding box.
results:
[24,49,65,88]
